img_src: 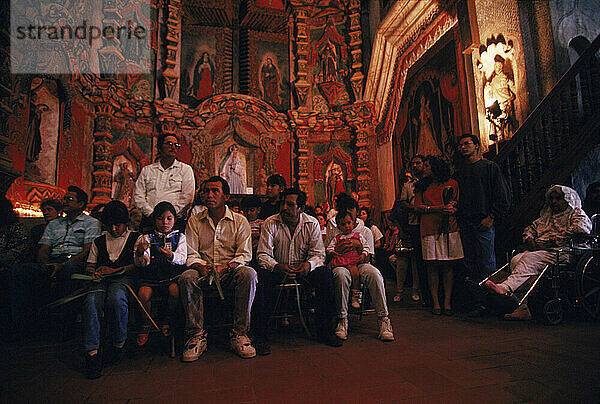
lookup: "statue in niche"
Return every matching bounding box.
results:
[113,161,136,209]
[190,134,208,180]
[220,144,246,194]
[260,58,281,108]
[483,54,516,141]
[260,137,279,176]
[326,162,345,210]
[413,92,441,157]
[322,42,338,82]
[189,52,215,102]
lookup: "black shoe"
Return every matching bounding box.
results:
[254,339,271,356]
[318,332,343,347]
[85,353,102,380]
[466,306,487,318]
[105,346,125,366]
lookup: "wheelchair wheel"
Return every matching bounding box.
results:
[578,252,600,320]
[542,299,564,325]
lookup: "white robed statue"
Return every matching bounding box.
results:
[220,144,246,194]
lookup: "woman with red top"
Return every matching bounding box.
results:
[414,156,464,316]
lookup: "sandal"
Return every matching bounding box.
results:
[410,288,421,302]
[432,308,442,315]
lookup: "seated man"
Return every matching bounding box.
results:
[485,185,592,319]
[38,186,101,297]
[255,188,342,352]
[179,176,257,361]
[326,193,394,342]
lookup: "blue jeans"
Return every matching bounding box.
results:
[460,222,497,281]
[83,277,131,352]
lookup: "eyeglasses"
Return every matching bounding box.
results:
[62,196,75,202]
[164,141,181,149]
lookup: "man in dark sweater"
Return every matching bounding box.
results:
[456,134,511,313]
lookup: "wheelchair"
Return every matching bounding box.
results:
[480,214,600,325]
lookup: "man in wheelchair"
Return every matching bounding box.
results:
[485,185,592,320]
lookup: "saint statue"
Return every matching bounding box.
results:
[326,163,345,209]
[322,43,338,82]
[113,161,136,208]
[483,54,516,141]
[220,144,246,194]
[413,93,440,157]
[260,58,281,108]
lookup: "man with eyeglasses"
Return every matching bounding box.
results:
[134,134,195,232]
[38,186,102,297]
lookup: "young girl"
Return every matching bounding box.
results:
[135,201,187,346]
[327,209,370,309]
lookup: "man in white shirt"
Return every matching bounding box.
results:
[256,188,342,349]
[326,193,394,342]
[134,134,195,231]
[179,176,257,361]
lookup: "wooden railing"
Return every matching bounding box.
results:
[494,34,600,241]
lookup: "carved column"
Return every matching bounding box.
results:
[293,8,311,109]
[343,102,373,206]
[347,0,364,101]
[90,104,114,206]
[162,0,181,100]
[289,110,312,192]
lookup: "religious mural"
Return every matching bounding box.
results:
[180,27,222,106]
[313,142,354,211]
[249,31,290,111]
[393,39,461,177]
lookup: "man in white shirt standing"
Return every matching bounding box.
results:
[256,188,342,350]
[134,133,195,231]
[179,176,258,361]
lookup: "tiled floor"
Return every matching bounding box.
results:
[2,292,600,404]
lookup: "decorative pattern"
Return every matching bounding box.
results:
[91,104,114,206]
[347,0,364,101]
[162,0,182,100]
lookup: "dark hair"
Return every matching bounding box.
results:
[281,188,307,208]
[411,154,425,164]
[204,176,230,195]
[459,133,481,148]
[266,174,287,190]
[336,208,354,224]
[157,133,177,151]
[586,181,600,194]
[359,206,373,227]
[90,203,106,220]
[228,200,240,209]
[101,200,129,225]
[316,213,326,222]
[304,205,317,217]
[0,195,18,226]
[241,195,262,210]
[152,201,177,221]
[67,185,89,206]
[414,155,452,193]
[334,192,359,211]
[40,198,62,212]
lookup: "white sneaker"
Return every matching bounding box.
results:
[230,334,256,359]
[335,318,348,340]
[378,317,394,342]
[182,331,207,362]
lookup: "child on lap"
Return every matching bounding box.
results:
[327,210,369,309]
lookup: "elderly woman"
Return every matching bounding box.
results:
[485,185,592,319]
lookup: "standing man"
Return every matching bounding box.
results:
[256,188,342,349]
[259,174,286,220]
[456,134,511,314]
[134,133,195,231]
[38,186,102,297]
[179,176,257,361]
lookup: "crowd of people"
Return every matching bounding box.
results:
[0,132,598,380]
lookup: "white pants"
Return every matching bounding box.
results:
[500,250,555,293]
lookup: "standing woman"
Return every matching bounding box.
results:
[414,156,463,315]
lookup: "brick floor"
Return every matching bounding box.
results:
[2,287,600,403]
